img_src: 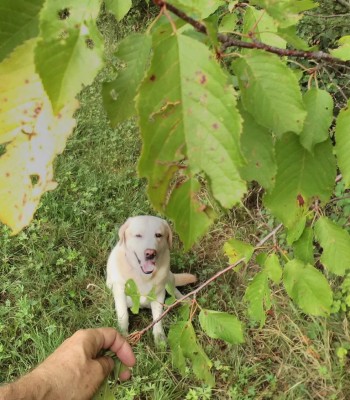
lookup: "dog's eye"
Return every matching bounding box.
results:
[135,234,142,238]
[155,233,163,238]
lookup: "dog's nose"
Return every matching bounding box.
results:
[145,249,157,260]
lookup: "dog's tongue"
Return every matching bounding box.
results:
[142,260,155,274]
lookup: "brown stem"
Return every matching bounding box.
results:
[127,223,283,342]
[153,0,350,66]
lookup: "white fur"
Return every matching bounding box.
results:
[106,215,196,344]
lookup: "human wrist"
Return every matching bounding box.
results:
[0,369,54,400]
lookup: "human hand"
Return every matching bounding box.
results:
[30,327,135,400]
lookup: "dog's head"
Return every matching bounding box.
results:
[118,215,172,275]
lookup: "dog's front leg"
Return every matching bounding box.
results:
[112,284,129,335]
[151,291,166,345]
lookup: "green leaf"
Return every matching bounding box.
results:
[286,215,306,245]
[93,379,114,400]
[238,103,276,189]
[199,309,244,344]
[165,177,214,250]
[168,321,215,386]
[35,0,104,113]
[146,286,157,302]
[102,33,151,126]
[137,32,246,247]
[165,282,176,305]
[293,226,314,264]
[250,0,317,28]
[330,36,350,61]
[314,217,350,276]
[256,253,268,267]
[283,259,332,316]
[264,254,282,284]
[299,88,334,152]
[335,100,350,187]
[218,13,237,33]
[0,39,78,234]
[264,134,336,228]
[232,50,306,137]
[177,303,190,321]
[167,0,225,19]
[223,238,254,265]
[243,6,286,48]
[277,25,313,51]
[124,279,140,314]
[0,0,44,62]
[244,271,270,327]
[105,0,132,22]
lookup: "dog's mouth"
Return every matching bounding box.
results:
[134,252,155,275]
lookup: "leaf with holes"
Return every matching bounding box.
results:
[199,309,244,344]
[264,133,336,228]
[168,321,215,386]
[314,217,350,276]
[105,0,132,21]
[299,88,334,152]
[283,259,332,316]
[103,33,151,127]
[35,0,103,113]
[124,279,140,314]
[137,31,245,248]
[335,100,350,187]
[244,270,270,327]
[0,0,44,62]
[232,50,306,137]
[0,39,78,234]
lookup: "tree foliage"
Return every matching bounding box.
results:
[1,0,350,386]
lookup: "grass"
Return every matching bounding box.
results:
[1,4,350,400]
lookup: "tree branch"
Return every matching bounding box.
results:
[153,0,350,66]
[127,223,283,344]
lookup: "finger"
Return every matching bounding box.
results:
[94,356,115,378]
[81,328,136,367]
[118,363,132,381]
[96,328,136,368]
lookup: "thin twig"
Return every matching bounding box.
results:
[152,0,350,66]
[127,223,283,342]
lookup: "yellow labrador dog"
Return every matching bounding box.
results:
[106,215,197,344]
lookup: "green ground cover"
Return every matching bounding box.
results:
[1,2,350,399]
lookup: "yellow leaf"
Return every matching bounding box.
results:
[0,39,79,234]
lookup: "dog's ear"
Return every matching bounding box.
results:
[118,218,130,245]
[164,221,173,248]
